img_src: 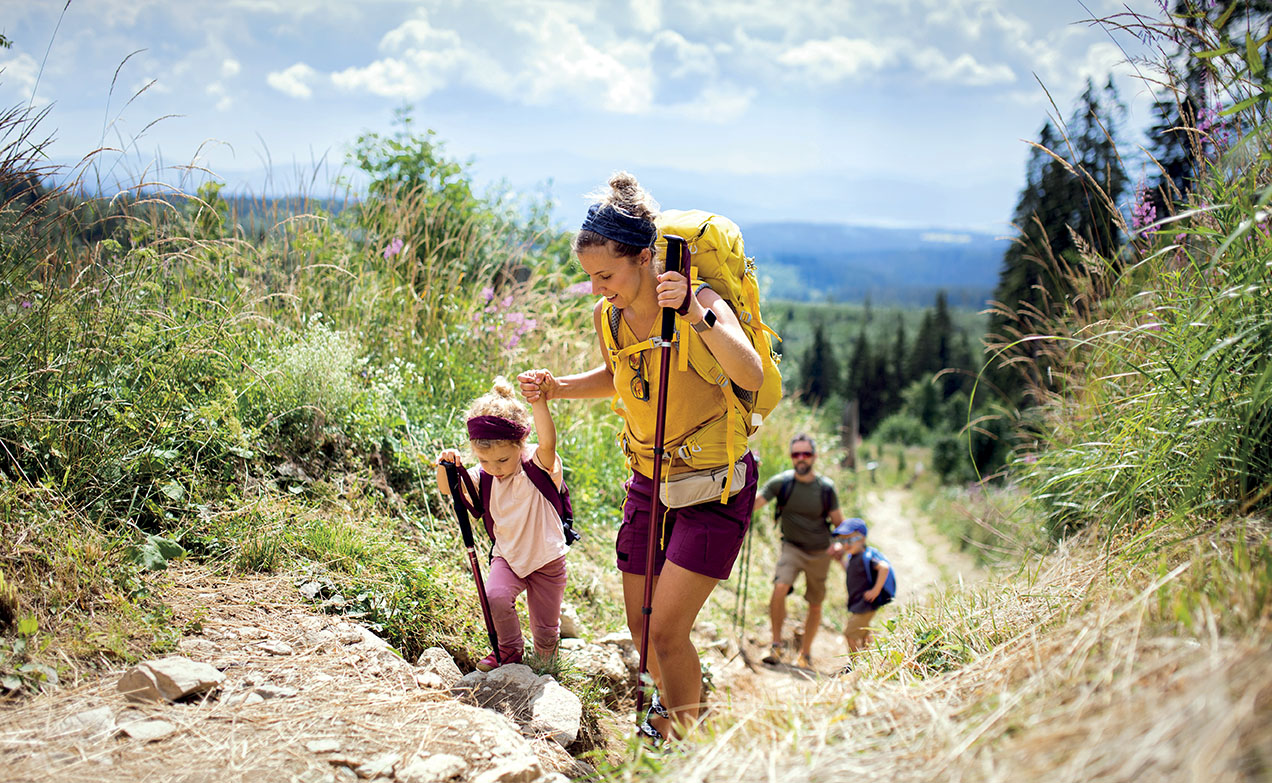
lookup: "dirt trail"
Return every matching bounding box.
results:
[710,487,981,697]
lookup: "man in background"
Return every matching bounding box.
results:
[753,434,845,668]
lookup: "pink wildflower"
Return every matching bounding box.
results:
[382,237,404,259]
[565,281,592,296]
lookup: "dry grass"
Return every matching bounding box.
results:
[618,529,1271,783]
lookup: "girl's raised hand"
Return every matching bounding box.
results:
[518,369,557,402]
[436,448,461,465]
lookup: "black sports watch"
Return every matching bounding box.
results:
[691,307,717,333]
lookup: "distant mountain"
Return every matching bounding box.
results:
[739,221,1009,308]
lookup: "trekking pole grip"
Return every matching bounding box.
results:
[442,461,476,549]
[661,235,687,342]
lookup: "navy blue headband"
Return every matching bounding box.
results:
[580,203,657,248]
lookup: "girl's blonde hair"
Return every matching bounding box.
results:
[465,376,531,448]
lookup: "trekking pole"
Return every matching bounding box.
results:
[635,234,687,728]
[734,520,757,671]
[442,461,500,667]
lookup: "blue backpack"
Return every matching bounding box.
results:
[860,546,896,607]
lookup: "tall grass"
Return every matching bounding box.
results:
[0,96,623,690]
[985,6,1272,540]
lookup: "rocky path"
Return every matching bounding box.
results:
[0,568,605,783]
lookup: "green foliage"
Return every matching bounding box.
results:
[1006,6,1272,536]
[872,413,928,447]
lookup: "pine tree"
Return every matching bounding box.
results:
[1147,1,1272,207]
[987,80,1128,406]
[798,322,839,407]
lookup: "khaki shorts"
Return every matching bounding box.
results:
[844,609,877,649]
[773,541,832,605]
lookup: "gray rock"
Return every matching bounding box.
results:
[565,644,627,688]
[254,683,299,699]
[527,679,581,747]
[299,581,324,600]
[54,706,115,740]
[557,638,585,651]
[117,656,225,702]
[227,691,265,707]
[118,718,177,741]
[335,767,359,783]
[258,640,294,656]
[457,665,581,749]
[354,752,400,779]
[415,647,463,687]
[468,758,543,783]
[395,753,466,783]
[557,604,580,639]
[306,738,343,753]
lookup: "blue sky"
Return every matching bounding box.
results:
[1,0,1163,232]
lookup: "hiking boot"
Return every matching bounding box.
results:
[761,643,784,665]
[795,651,812,669]
[475,650,522,672]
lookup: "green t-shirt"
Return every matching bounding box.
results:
[760,469,839,551]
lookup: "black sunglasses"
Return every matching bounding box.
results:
[629,352,649,402]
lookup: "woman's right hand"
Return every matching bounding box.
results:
[518,369,559,402]
[436,448,461,466]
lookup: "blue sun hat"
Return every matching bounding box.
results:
[832,518,868,538]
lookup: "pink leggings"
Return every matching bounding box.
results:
[485,555,567,660]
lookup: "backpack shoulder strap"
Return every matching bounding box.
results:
[522,458,564,519]
[820,477,834,522]
[522,458,580,545]
[477,470,496,542]
[774,473,796,522]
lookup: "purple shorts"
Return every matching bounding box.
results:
[616,451,757,581]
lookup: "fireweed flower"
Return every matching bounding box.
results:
[565,281,592,296]
[1131,183,1157,233]
[481,286,494,303]
[382,237,404,259]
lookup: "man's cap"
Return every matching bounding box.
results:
[832,518,868,538]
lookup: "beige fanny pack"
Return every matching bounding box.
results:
[659,460,748,508]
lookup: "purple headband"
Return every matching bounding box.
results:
[467,415,529,442]
[580,203,657,248]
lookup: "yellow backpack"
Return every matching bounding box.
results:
[601,209,783,501]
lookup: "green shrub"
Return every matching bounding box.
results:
[873,413,929,446]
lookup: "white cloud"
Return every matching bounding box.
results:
[267,62,319,99]
[221,59,241,78]
[0,53,40,100]
[913,48,1016,86]
[631,0,662,33]
[206,81,233,111]
[778,37,898,82]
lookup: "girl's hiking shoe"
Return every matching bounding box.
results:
[761,643,784,665]
[795,651,812,669]
[475,651,522,672]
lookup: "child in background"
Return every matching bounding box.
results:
[436,372,568,671]
[830,518,895,652]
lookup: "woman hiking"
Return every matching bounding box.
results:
[519,172,762,744]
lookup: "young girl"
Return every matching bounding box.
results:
[436,373,568,671]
